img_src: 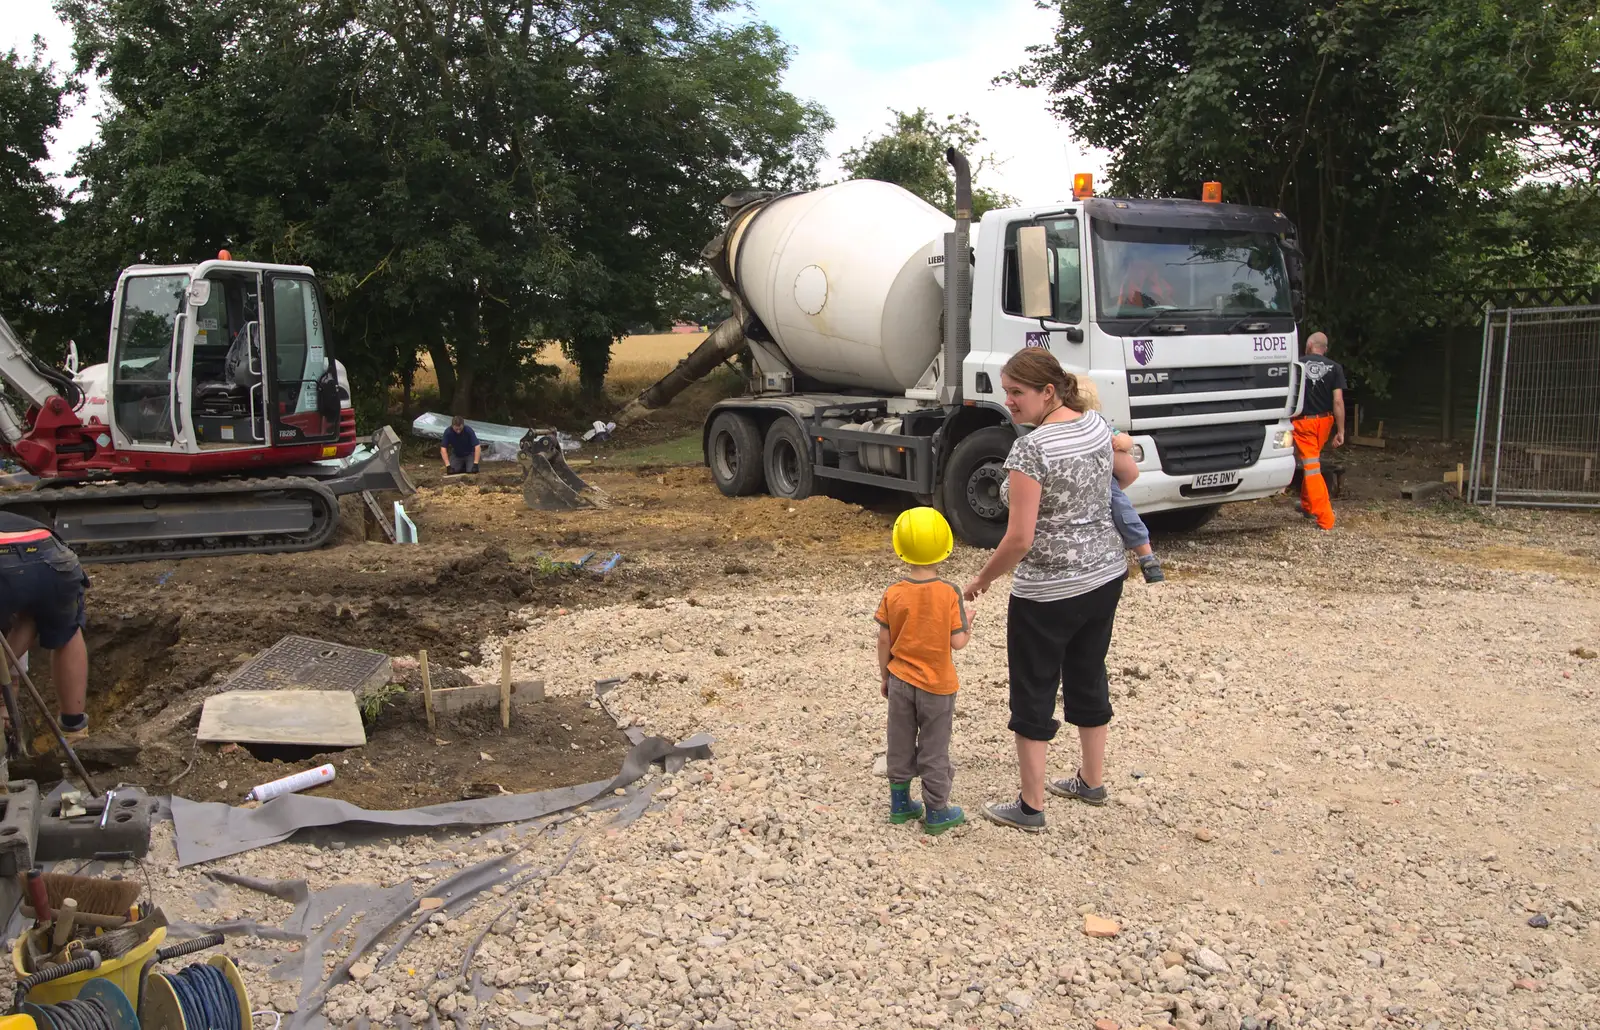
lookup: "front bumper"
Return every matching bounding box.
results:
[1122,423,1296,513]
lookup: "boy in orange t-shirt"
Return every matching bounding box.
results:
[875,507,974,834]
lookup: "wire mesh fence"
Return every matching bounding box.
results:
[1470,305,1600,508]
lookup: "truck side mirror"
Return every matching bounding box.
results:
[1280,237,1305,323]
[187,279,212,307]
[1017,225,1053,319]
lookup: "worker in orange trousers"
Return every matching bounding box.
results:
[1293,332,1346,530]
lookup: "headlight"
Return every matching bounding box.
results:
[1274,430,1293,449]
[1130,443,1145,463]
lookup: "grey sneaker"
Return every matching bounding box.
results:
[1046,772,1108,806]
[980,797,1047,833]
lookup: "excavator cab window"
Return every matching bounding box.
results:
[264,276,337,443]
[113,274,189,445]
[191,273,267,446]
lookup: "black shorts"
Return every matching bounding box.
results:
[0,539,89,650]
[1007,577,1123,740]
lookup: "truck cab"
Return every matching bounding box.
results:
[953,193,1302,538]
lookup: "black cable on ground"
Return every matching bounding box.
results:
[459,828,587,976]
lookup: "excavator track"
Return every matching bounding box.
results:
[0,477,342,563]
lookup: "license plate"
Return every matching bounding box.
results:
[1192,471,1240,489]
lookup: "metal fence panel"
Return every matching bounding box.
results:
[1470,305,1600,508]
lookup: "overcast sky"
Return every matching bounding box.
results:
[2,0,1106,204]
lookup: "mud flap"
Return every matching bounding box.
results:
[519,431,608,510]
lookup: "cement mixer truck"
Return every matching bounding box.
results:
[621,152,1306,547]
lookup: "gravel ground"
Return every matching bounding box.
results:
[105,500,1600,1030]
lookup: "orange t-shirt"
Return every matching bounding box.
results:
[874,578,969,695]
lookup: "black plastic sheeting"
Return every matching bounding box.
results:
[171,733,710,866]
[156,733,708,1030]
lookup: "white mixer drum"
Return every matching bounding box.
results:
[728,180,954,393]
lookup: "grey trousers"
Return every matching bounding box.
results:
[885,674,956,810]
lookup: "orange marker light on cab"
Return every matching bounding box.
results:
[1201,182,1223,203]
[1072,173,1094,199]
[217,249,232,261]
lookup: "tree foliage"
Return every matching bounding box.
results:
[840,108,1016,219]
[50,0,830,412]
[0,44,71,346]
[1012,0,1600,389]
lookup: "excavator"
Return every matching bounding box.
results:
[0,256,414,562]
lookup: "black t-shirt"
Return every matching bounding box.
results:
[441,425,479,458]
[0,512,52,536]
[1301,354,1346,417]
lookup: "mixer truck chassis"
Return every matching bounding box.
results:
[704,395,1029,548]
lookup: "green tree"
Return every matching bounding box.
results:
[0,43,71,346]
[55,0,830,413]
[840,108,1015,218]
[1011,0,1600,389]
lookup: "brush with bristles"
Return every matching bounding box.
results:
[40,873,142,919]
[80,908,167,961]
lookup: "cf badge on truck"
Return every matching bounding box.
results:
[1133,339,1154,366]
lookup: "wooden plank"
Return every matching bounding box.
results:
[429,679,545,716]
[198,690,366,747]
[499,645,512,729]
[1525,446,1598,459]
[361,490,397,544]
[420,650,435,733]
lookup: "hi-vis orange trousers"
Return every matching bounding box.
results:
[1293,414,1335,529]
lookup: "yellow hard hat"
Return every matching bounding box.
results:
[893,506,954,565]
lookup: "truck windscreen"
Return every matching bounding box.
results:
[1091,220,1290,319]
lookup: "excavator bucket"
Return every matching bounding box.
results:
[321,426,417,498]
[519,431,608,510]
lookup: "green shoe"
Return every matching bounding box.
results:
[923,805,965,835]
[888,781,925,824]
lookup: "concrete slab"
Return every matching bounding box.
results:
[1401,480,1449,501]
[198,690,367,747]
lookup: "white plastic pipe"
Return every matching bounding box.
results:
[246,763,336,802]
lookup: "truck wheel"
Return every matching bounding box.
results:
[706,412,765,496]
[763,419,815,500]
[1143,504,1220,534]
[942,426,1015,549]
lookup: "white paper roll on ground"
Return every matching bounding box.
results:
[247,763,336,802]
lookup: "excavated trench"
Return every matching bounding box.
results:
[12,543,642,809]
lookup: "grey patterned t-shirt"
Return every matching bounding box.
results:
[1000,411,1126,601]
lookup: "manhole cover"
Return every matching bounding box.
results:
[223,635,390,695]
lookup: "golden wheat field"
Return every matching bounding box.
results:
[409,332,709,395]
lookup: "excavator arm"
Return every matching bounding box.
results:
[0,313,74,453]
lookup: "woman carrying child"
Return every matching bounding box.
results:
[962,349,1139,832]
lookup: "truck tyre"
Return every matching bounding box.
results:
[942,425,1016,549]
[1143,504,1220,534]
[706,412,765,496]
[762,419,815,500]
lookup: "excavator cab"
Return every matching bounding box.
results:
[0,257,413,562]
[106,260,344,461]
